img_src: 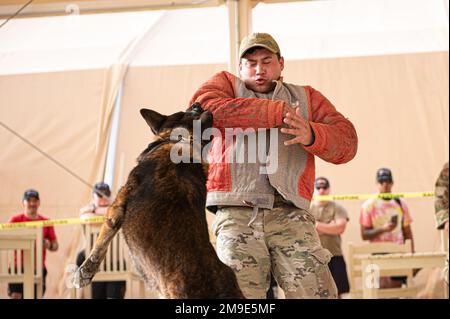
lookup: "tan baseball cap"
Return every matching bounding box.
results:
[239,32,281,59]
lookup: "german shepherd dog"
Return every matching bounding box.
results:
[72,103,244,298]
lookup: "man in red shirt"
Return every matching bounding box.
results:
[8,189,58,299]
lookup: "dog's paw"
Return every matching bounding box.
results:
[71,263,96,288]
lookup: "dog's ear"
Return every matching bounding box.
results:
[140,109,167,135]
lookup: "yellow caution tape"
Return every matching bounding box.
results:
[0,191,435,230]
[0,216,105,230]
[313,191,435,201]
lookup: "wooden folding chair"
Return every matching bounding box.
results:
[0,228,43,298]
[347,239,417,298]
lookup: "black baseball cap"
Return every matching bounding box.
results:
[23,189,40,201]
[314,177,330,189]
[376,168,393,183]
[93,182,111,198]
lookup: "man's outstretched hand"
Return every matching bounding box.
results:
[281,105,314,146]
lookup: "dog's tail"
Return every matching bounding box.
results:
[72,187,126,288]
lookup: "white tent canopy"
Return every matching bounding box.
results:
[1,0,448,74]
[0,11,163,74]
[253,0,449,59]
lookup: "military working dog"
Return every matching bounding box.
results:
[72,103,244,298]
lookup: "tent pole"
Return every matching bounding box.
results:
[103,83,124,191]
[227,0,253,75]
[99,13,166,193]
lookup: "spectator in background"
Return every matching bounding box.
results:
[359,168,414,288]
[76,182,125,299]
[8,189,58,299]
[434,162,449,234]
[310,177,350,298]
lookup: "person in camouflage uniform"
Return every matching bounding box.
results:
[435,162,449,233]
[191,33,358,298]
[434,162,448,284]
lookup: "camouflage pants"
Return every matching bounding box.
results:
[212,205,338,299]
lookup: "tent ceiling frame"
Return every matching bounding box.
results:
[0,0,305,18]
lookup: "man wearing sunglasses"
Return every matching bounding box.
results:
[310,177,350,298]
[76,182,126,299]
